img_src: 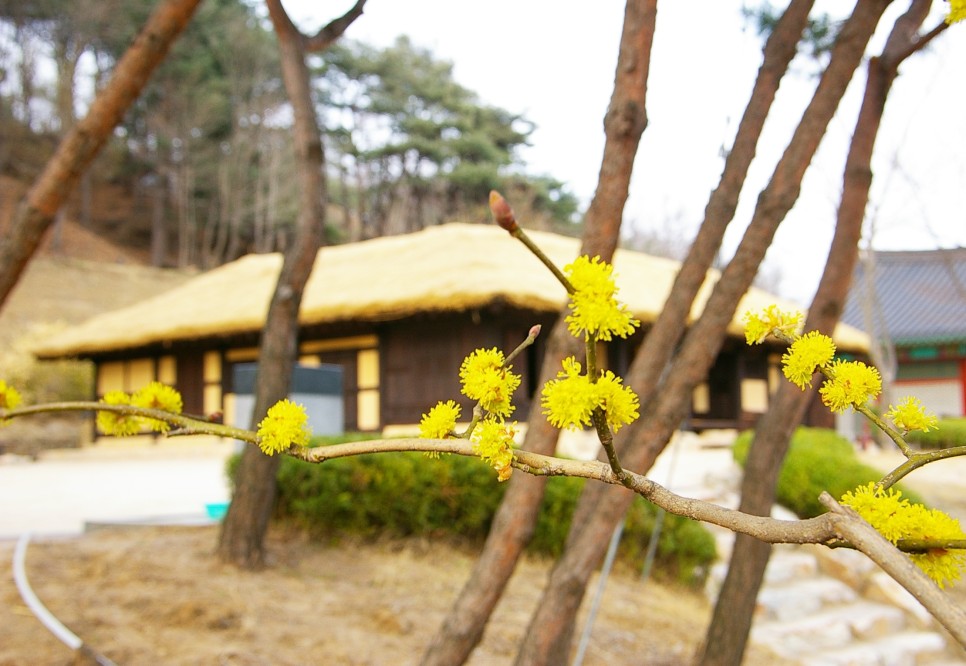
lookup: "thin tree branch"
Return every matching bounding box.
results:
[821,492,966,647]
[285,438,832,547]
[5,397,966,647]
[6,397,966,561]
[304,0,367,52]
[264,0,300,41]
[879,446,966,488]
[0,0,203,308]
[3,402,254,441]
[890,20,949,65]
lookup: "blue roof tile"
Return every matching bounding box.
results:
[842,248,966,346]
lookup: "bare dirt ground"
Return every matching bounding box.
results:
[3,456,966,666]
[0,526,781,666]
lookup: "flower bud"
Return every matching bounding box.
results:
[489,190,518,232]
[528,324,542,340]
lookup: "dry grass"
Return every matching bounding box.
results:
[0,256,193,346]
[0,240,193,455]
[0,526,783,666]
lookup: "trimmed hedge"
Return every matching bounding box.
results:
[904,418,966,450]
[228,437,717,585]
[732,427,923,518]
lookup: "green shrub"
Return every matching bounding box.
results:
[621,501,719,584]
[904,418,966,450]
[227,435,718,586]
[273,448,502,538]
[733,427,922,518]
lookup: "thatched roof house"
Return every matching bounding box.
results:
[34,223,867,433]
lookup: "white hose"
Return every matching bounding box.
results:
[12,532,83,650]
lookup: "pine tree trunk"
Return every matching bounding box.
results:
[698,3,942,663]
[216,0,366,569]
[420,2,656,664]
[0,0,203,308]
[514,2,891,662]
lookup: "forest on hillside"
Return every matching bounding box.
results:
[0,0,580,268]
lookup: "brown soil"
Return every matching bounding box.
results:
[0,526,780,666]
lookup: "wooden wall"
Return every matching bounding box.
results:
[380,309,555,427]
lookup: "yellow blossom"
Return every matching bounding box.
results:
[781,331,836,389]
[819,360,882,413]
[132,381,183,433]
[419,400,461,440]
[96,391,141,436]
[947,0,966,24]
[904,503,966,588]
[886,397,938,433]
[743,306,802,345]
[471,418,516,481]
[459,348,521,418]
[0,380,22,411]
[564,255,639,341]
[541,357,598,430]
[841,483,911,542]
[256,399,311,456]
[541,357,640,433]
[594,371,640,433]
[842,483,966,588]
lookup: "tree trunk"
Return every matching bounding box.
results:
[216,0,366,569]
[0,0,203,309]
[561,0,813,545]
[420,2,656,664]
[150,169,168,266]
[698,3,944,663]
[14,20,36,128]
[53,32,82,135]
[626,0,815,414]
[514,2,891,662]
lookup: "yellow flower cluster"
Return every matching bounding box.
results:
[947,0,965,24]
[0,380,22,415]
[459,348,521,418]
[842,483,966,588]
[419,400,461,441]
[471,418,516,481]
[96,382,184,436]
[256,399,311,456]
[421,349,522,476]
[541,356,640,433]
[132,381,184,433]
[886,397,938,433]
[97,391,141,436]
[743,306,802,345]
[743,310,885,414]
[564,256,639,342]
[819,359,882,413]
[782,331,836,389]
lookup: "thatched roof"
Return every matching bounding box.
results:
[32,223,868,358]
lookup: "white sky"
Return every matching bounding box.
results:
[289,1,965,304]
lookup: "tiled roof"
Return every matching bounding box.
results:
[842,248,966,346]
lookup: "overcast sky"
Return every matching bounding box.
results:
[289,1,966,304]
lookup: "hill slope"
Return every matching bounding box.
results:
[0,256,194,345]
